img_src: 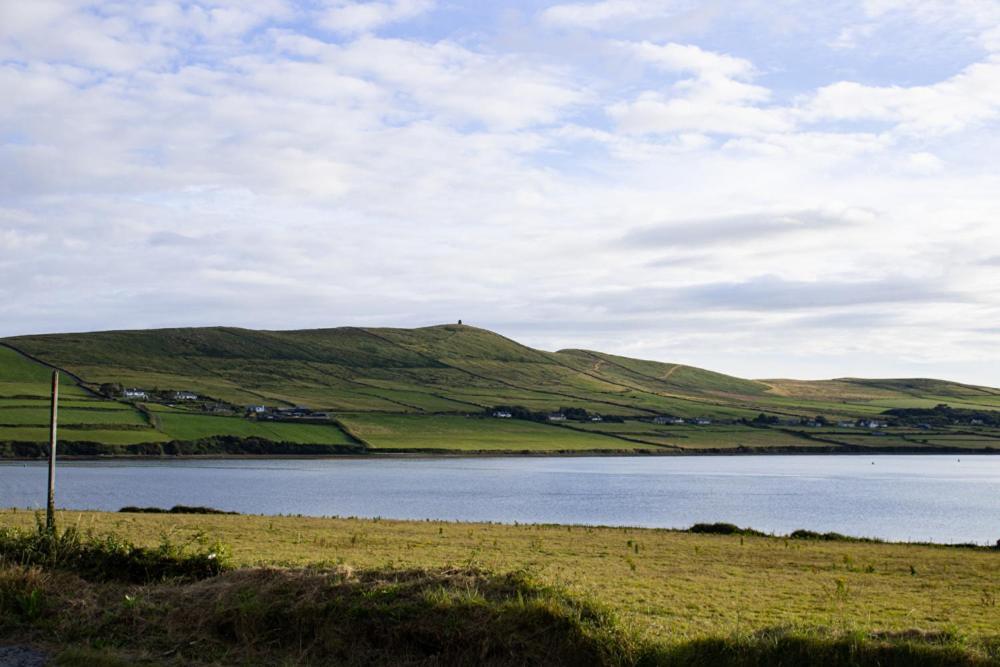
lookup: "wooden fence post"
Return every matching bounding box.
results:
[46,370,58,532]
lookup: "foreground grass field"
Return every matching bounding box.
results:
[1,509,997,664]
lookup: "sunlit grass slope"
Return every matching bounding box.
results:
[337,413,663,452]
[3,325,1000,453]
[7,324,999,418]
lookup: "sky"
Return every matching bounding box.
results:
[1,0,999,384]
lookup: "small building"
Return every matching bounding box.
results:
[173,391,198,401]
[547,413,567,422]
[653,416,671,425]
[492,410,512,419]
[694,418,712,426]
[247,405,267,414]
[590,416,603,422]
[122,388,147,400]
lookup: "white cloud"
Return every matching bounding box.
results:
[318,0,434,35]
[800,57,1000,134]
[622,41,754,79]
[541,0,664,29]
[608,42,788,136]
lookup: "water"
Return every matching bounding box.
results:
[1,455,998,544]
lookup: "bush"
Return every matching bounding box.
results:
[0,519,228,583]
[688,523,765,537]
[119,505,238,515]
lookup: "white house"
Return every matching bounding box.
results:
[547,413,567,422]
[123,388,147,399]
[492,410,512,419]
[173,391,198,401]
[247,405,268,413]
[694,418,712,425]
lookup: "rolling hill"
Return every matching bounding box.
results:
[1,323,998,455]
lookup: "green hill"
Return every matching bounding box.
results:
[1,323,998,454]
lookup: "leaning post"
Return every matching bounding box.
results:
[46,370,59,532]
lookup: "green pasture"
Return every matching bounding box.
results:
[0,406,148,427]
[152,411,355,445]
[337,414,663,451]
[0,426,167,445]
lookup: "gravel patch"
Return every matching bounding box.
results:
[0,647,48,667]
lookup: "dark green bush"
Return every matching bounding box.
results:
[118,505,238,515]
[0,520,228,583]
[688,523,765,537]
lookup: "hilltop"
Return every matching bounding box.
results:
[1,324,999,455]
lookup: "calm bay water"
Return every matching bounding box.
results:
[1,455,998,544]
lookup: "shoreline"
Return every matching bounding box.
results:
[0,443,997,461]
[2,507,997,549]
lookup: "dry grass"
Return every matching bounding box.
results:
[2,510,996,644]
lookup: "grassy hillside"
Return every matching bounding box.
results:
[1,510,997,665]
[2,324,999,454]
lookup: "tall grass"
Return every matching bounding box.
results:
[0,517,228,583]
[0,563,996,666]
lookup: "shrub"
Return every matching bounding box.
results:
[0,519,228,583]
[688,523,765,537]
[118,505,238,515]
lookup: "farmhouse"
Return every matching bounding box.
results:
[122,388,147,399]
[173,391,198,401]
[547,413,567,422]
[247,405,268,414]
[492,410,512,418]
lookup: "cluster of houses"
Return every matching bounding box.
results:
[836,419,889,429]
[652,416,712,426]
[246,405,329,420]
[121,388,198,401]
[490,410,605,423]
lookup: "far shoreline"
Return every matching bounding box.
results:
[0,445,997,462]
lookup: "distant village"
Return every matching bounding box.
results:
[486,405,993,429]
[101,384,330,421]
[101,384,995,429]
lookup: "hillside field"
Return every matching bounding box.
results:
[1,324,999,455]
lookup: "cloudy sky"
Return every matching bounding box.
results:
[2,1,999,384]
